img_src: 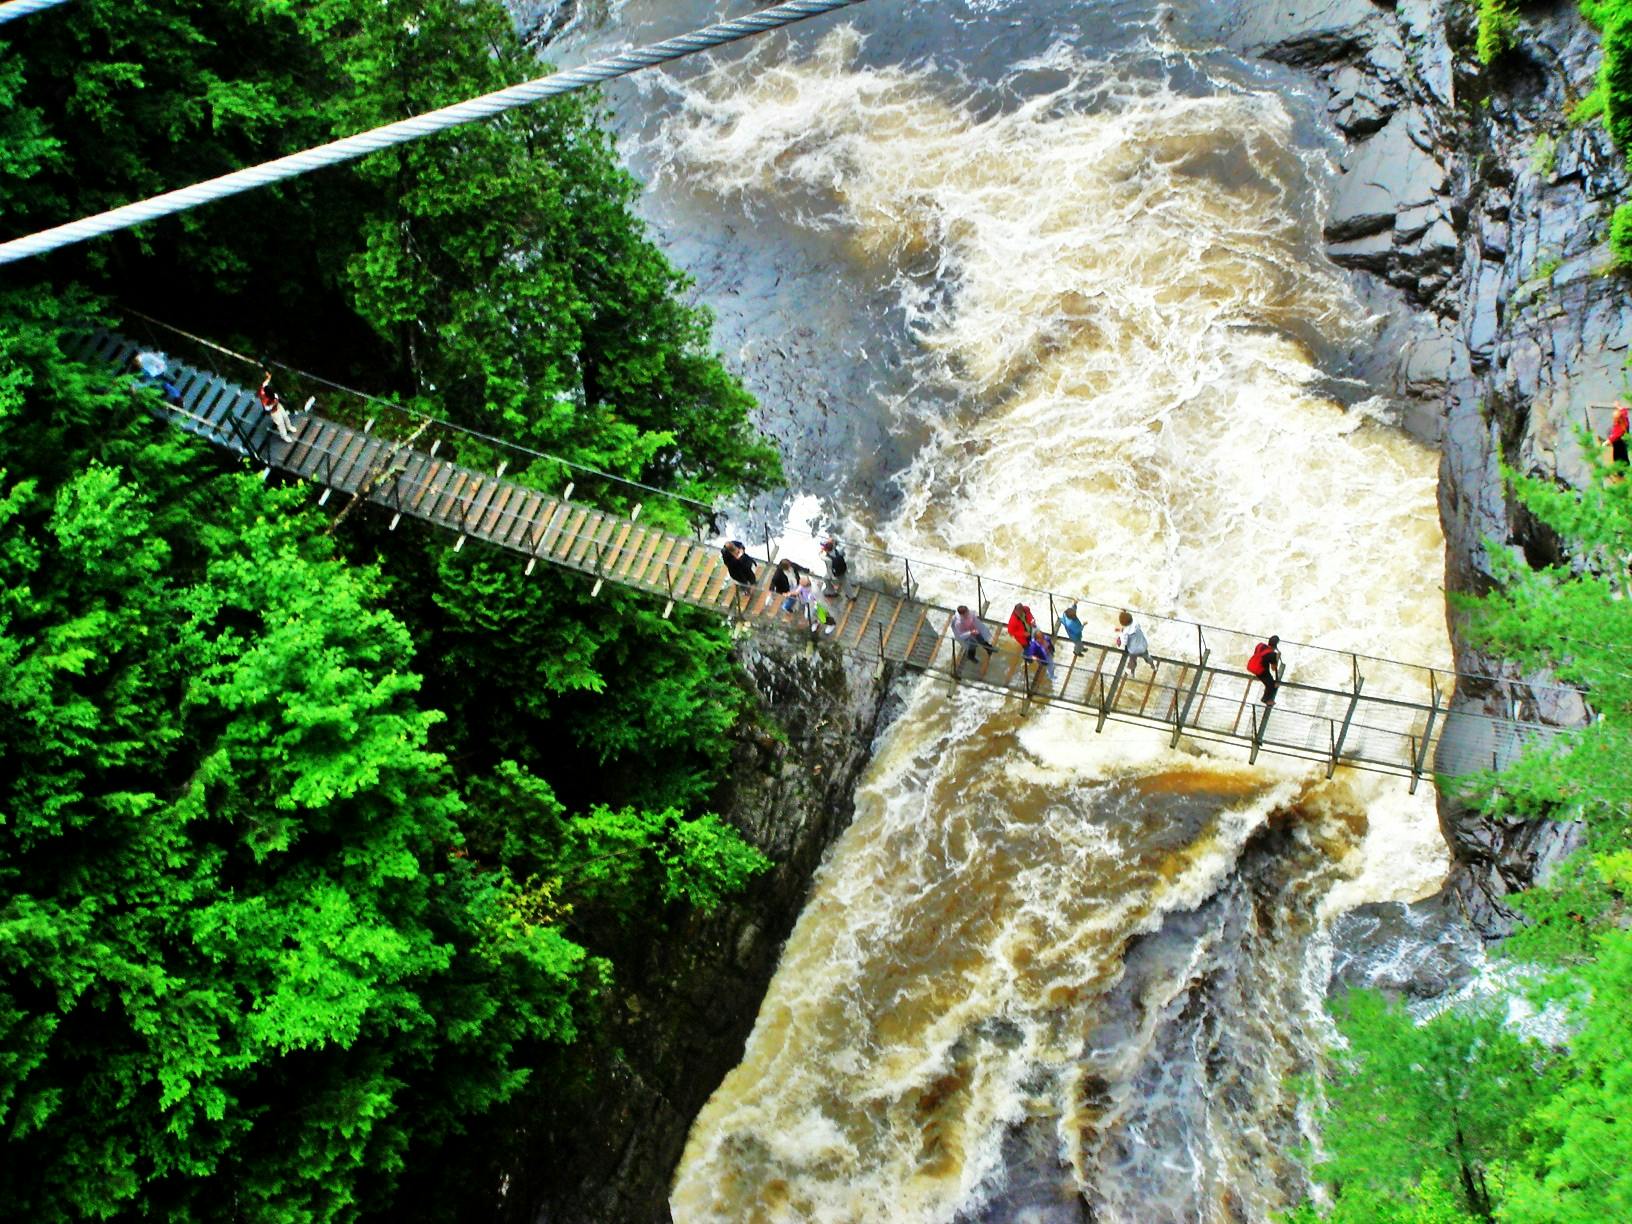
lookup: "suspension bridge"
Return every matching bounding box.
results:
[75,327,1569,793]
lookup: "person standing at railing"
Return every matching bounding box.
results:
[1058,604,1086,657]
[782,574,833,636]
[950,605,996,663]
[1604,399,1629,466]
[721,539,758,588]
[820,536,857,600]
[1116,610,1155,676]
[1007,603,1037,649]
[1023,629,1057,682]
[765,557,806,613]
[257,368,297,443]
[1247,635,1281,707]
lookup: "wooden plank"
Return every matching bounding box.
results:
[409,461,452,514]
[503,493,551,551]
[1135,668,1159,715]
[176,371,215,414]
[545,506,590,560]
[672,544,714,602]
[621,526,665,584]
[392,453,436,515]
[537,503,581,557]
[1230,675,1253,736]
[204,386,249,434]
[925,608,955,673]
[1055,639,1084,702]
[633,534,681,588]
[475,481,516,538]
[429,471,472,528]
[599,519,637,576]
[284,419,336,474]
[876,595,909,661]
[904,612,942,667]
[335,436,385,492]
[568,509,614,567]
[313,427,365,488]
[834,587,878,641]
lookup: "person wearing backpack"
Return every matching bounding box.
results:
[1247,635,1281,706]
[820,536,857,600]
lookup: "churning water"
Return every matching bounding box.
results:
[562,3,1455,1219]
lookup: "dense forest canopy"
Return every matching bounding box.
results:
[0,1,781,1219]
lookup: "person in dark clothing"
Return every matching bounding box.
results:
[721,540,758,587]
[764,557,805,612]
[1247,635,1281,706]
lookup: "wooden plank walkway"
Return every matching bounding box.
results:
[87,331,1562,789]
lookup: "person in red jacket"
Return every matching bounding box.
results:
[1007,603,1037,649]
[1247,635,1281,706]
[1606,400,1629,466]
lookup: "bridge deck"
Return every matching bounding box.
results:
[83,330,1561,789]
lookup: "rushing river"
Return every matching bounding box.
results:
[557,2,1455,1219]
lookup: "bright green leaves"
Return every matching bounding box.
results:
[1303,992,1561,1219]
[1293,436,1632,1222]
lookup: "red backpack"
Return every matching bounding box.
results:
[1247,643,1274,676]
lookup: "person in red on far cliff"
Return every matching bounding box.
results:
[1605,399,1630,466]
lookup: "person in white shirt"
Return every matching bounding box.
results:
[1116,610,1155,676]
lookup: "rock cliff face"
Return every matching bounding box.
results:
[521,640,900,1223]
[1231,0,1619,936]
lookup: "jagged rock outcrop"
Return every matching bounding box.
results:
[517,639,901,1223]
[1233,0,1620,936]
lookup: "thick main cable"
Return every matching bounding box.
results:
[0,0,869,265]
[0,0,72,26]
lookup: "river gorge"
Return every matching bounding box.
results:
[511,0,1627,1219]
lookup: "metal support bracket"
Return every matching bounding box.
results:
[1409,671,1441,795]
[1169,648,1211,747]
[1327,655,1365,778]
[1096,651,1130,732]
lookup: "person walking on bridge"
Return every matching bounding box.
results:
[721,540,758,588]
[950,605,996,664]
[1247,635,1281,707]
[257,368,297,443]
[764,557,805,612]
[820,536,857,600]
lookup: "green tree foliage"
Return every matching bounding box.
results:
[1477,0,1522,64]
[0,297,597,1220]
[1296,992,1559,1220]
[1,0,781,1215]
[1288,446,1632,1222]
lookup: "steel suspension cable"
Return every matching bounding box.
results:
[0,0,72,25]
[0,0,871,266]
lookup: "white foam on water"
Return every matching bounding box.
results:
[656,31,1456,1223]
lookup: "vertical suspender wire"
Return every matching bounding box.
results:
[0,0,872,266]
[0,0,72,25]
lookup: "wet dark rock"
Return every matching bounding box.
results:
[1328,897,1481,1000]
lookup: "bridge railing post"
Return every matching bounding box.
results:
[1408,669,1442,794]
[1327,653,1365,778]
[976,575,988,619]
[1096,651,1130,732]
